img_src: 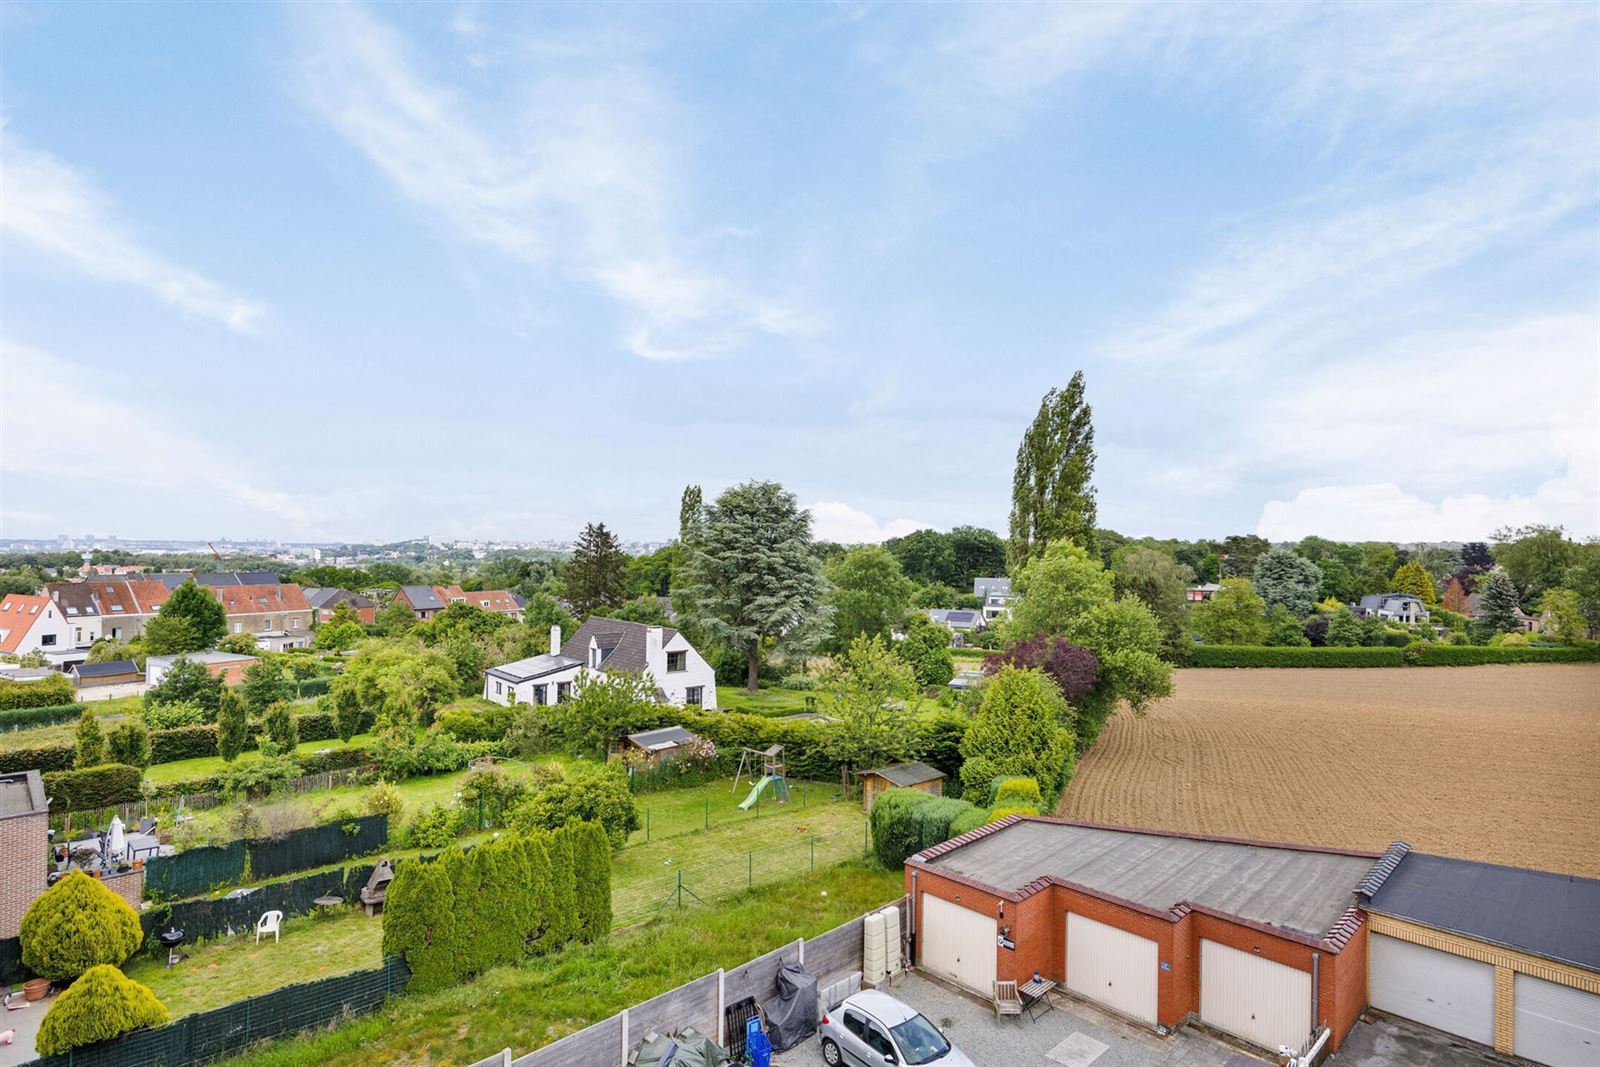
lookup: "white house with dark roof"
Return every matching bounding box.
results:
[483,618,717,709]
[1354,593,1430,624]
[973,577,1013,621]
[927,608,984,632]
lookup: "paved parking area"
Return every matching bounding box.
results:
[775,973,1265,1067]
[1328,1014,1519,1067]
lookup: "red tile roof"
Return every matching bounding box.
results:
[213,583,311,615]
[435,585,520,614]
[0,594,52,653]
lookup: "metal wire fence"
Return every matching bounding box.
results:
[612,824,872,926]
[628,779,848,846]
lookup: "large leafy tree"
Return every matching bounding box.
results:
[1537,588,1586,644]
[1252,547,1323,616]
[1006,541,1171,746]
[1219,534,1272,579]
[240,658,292,713]
[330,641,460,728]
[543,671,663,757]
[823,545,914,652]
[1492,524,1576,607]
[1112,548,1194,659]
[154,579,226,650]
[1441,577,1471,615]
[959,667,1076,805]
[141,612,200,655]
[1190,578,1269,645]
[896,614,955,687]
[1009,371,1097,571]
[1565,541,1600,639]
[818,635,922,789]
[679,480,829,692]
[143,655,223,716]
[948,526,1008,589]
[884,529,957,587]
[565,522,628,616]
[1390,561,1438,605]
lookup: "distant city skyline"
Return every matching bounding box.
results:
[3,4,1596,544]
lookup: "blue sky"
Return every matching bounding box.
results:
[2,2,1596,545]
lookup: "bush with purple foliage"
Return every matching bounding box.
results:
[982,636,1100,704]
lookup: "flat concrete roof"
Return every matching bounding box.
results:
[922,819,1375,940]
[0,770,48,819]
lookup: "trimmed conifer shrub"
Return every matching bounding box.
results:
[543,828,580,948]
[566,819,612,943]
[35,964,169,1055]
[380,858,458,994]
[20,871,144,980]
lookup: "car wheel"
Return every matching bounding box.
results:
[821,1037,843,1066]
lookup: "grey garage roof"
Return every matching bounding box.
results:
[72,659,141,678]
[1363,851,1600,972]
[856,762,946,787]
[918,818,1377,941]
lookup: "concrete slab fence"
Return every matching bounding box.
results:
[476,897,907,1067]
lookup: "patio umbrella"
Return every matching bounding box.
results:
[108,816,126,862]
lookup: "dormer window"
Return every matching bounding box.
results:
[590,645,602,669]
[666,651,686,673]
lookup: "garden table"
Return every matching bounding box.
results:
[1019,977,1057,1021]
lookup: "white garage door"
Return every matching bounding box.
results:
[1369,933,1495,1045]
[919,894,996,995]
[1064,912,1158,1025]
[1199,939,1312,1054]
[1514,973,1600,1067]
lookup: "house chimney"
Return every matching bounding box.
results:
[646,626,663,662]
[550,624,562,656]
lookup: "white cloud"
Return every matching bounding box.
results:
[0,341,310,531]
[1256,456,1598,542]
[292,2,814,360]
[0,132,265,332]
[805,501,928,544]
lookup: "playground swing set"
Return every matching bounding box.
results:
[733,744,791,810]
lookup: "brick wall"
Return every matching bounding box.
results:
[909,865,1363,1051]
[101,868,145,911]
[1366,912,1600,1056]
[0,811,49,939]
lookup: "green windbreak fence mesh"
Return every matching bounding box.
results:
[140,862,379,948]
[246,813,387,880]
[0,935,22,985]
[143,841,247,901]
[26,956,409,1067]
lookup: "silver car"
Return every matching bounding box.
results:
[818,990,975,1067]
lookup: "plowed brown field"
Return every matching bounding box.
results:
[1059,664,1600,876]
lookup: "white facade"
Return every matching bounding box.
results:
[0,597,74,658]
[482,622,717,710]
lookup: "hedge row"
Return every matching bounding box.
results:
[0,702,88,732]
[384,823,608,994]
[146,746,373,800]
[1412,644,1600,666]
[661,708,840,781]
[869,788,984,868]
[0,743,76,774]
[43,763,144,812]
[1190,646,1405,668]
[1190,644,1599,668]
[143,814,389,901]
[0,675,75,710]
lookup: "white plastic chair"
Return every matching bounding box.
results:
[256,910,283,944]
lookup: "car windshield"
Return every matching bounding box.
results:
[889,1013,951,1065]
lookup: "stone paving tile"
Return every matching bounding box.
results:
[775,973,1264,1067]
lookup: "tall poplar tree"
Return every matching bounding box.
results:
[1009,371,1097,572]
[680,480,829,692]
[565,522,627,616]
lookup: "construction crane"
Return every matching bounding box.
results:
[208,542,223,572]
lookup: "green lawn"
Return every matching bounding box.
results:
[950,648,987,666]
[126,906,383,1018]
[144,732,379,786]
[215,861,903,1067]
[615,778,867,923]
[715,686,817,717]
[0,710,133,750]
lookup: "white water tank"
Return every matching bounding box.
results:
[880,905,902,977]
[863,912,888,985]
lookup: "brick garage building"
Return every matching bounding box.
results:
[905,816,1390,1056]
[0,770,51,939]
[1361,847,1600,1066]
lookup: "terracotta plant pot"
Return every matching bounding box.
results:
[22,978,49,1001]
[132,859,144,870]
